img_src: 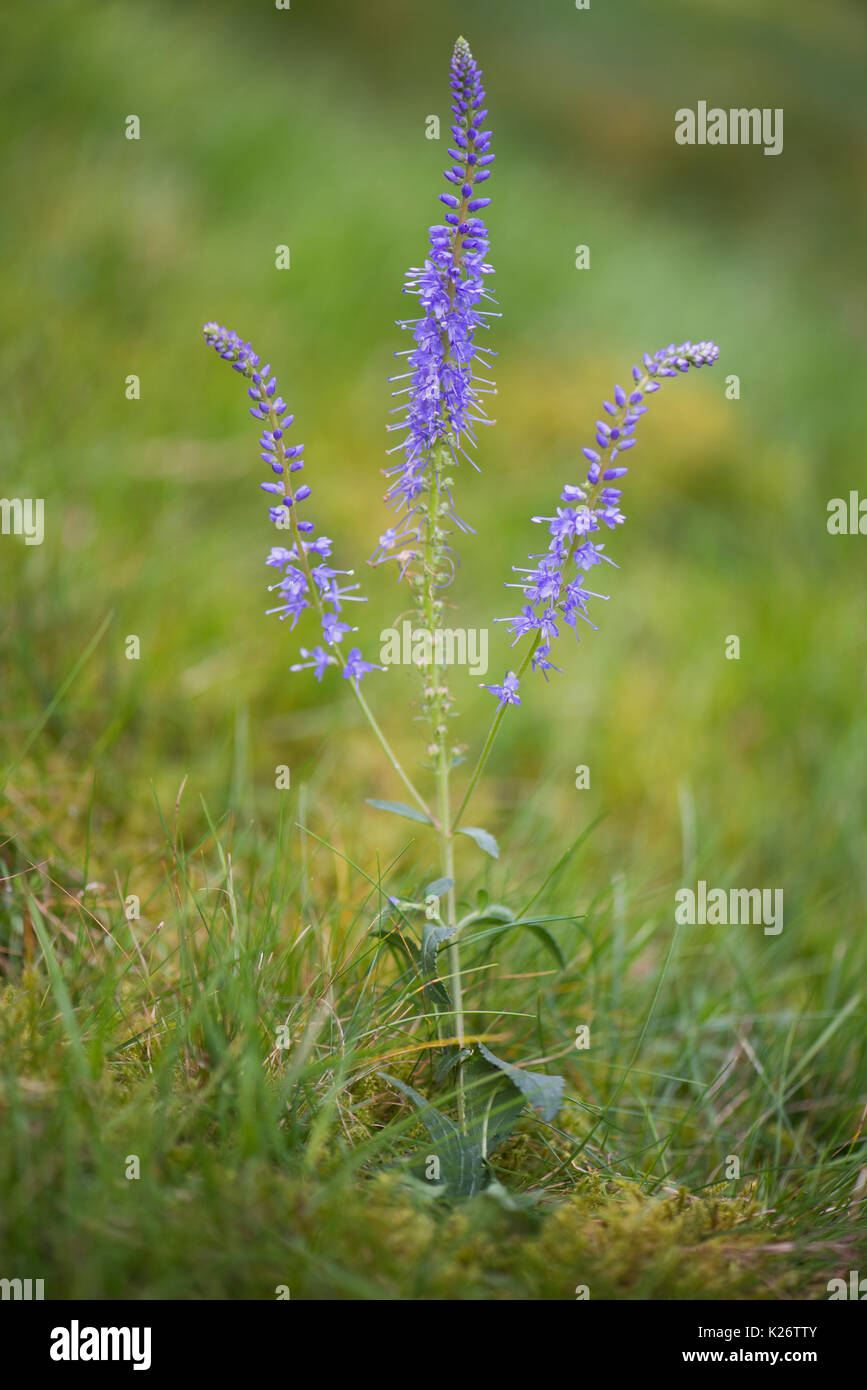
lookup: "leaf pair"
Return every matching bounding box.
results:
[366,799,499,859]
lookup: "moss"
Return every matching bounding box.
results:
[517,1180,800,1300]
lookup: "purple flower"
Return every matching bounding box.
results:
[203,322,377,680]
[492,340,719,686]
[531,646,561,680]
[342,647,385,684]
[290,646,333,682]
[321,611,356,645]
[482,671,521,707]
[375,37,498,568]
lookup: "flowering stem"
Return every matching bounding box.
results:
[452,632,541,833]
[415,443,467,1128]
[369,38,497,1130]
[436,740,465,1131]
[352,682,438,827]
[259,392,438,829]
[458,351,711,829]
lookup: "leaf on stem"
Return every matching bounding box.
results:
[457,825,499,859]
[365,799,432,825]
[465,915,566,970]
[421,922,456,977]
[425,876,454,897]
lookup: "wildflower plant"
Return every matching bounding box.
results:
[201,38,718,1196]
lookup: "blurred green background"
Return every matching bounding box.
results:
[1,0,866,1299]
[2,0,865,897]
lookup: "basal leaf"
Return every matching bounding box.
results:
[463,1054,526,1158]
[379,1073,485,1197]
[461,1044,565,1162]
[477,1043,564,1122]
[433,1046,473,1085]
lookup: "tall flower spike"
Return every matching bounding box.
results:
[202,323,380,684]
[487,340,720,696]
[373,35,497,568]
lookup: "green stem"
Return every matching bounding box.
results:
[418,446,467,1129]
[352,682,438,827]
[452,632,541,832]
[436,729,465,1129]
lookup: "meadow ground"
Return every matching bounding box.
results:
[1,0,865,1298]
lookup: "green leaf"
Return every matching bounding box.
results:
[379,1073,486,1196]
[370,924,419,967]
[421,922,456,977]
[518,922,565,968]
[461,1044,565,1162]
[463,1055,527,1158]
[474,904,515,924]
[365,799,432,825]
[477,1043,564,1122]
[433,1046,472,1085]
[369,900,423,968]
[458,825,499,859]
[422,977,453,1011]
[465,915,566,970]
[455,903,514,933]
[424,876,454,898]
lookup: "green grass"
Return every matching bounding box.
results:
[1,0,866,1298]
[2,748,865,1297]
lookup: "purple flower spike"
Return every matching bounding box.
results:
[203,322,378,681]
[492,340,719,687]
[375,36,498,568]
